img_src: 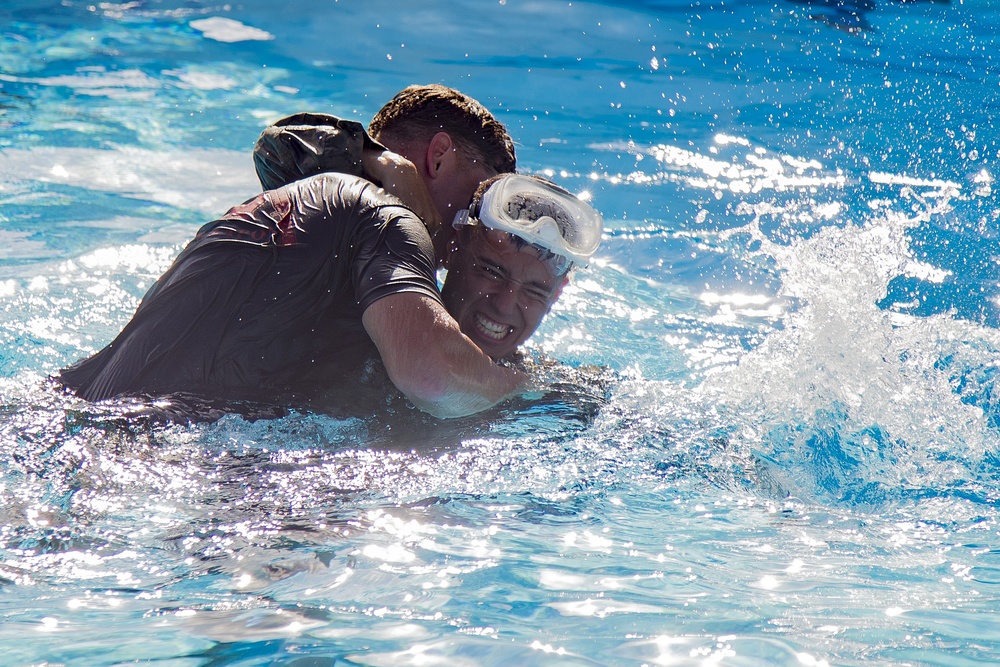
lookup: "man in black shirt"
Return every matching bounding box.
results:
[58,86,602,420]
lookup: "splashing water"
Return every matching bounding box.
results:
[3,0,1000,664]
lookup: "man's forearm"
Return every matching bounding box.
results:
[408,311,529,418]
[363,293,529,419]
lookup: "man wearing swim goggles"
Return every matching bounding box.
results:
[441,174,603,361]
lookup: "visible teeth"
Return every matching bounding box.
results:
[476,313,511,340]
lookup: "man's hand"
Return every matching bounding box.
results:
[363,148,443,234]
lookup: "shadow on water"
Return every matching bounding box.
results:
[610,0,951,34]
[0,89,29,131]
[785,0,951,33]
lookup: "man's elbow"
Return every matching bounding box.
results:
[391,371,473,419]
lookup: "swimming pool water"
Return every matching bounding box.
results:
[2,0,1000,664]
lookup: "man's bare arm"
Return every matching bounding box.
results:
[363,293,528,418]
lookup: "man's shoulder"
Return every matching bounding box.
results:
[284,172,415,219]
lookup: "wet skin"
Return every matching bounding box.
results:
[441,226,566,361]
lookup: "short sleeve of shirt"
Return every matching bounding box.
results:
[273,172,443,313]
[344,188,443,313]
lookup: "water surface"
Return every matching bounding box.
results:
[1,0,999,664]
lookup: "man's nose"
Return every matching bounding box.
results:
[490,281,520,314]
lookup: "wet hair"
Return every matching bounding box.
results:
[368,84,517,175]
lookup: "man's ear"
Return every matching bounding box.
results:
[423,132,455,180]
[549,276,570,308]
[441,232,461,270]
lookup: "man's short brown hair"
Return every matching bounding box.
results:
[368,84,517,175]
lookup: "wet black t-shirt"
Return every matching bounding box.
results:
[59,172,441,407]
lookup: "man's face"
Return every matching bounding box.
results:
[425,158,494,262]
[441,227,566,361]
[428,157,493,228]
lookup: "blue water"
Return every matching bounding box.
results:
[2,0,1000,664]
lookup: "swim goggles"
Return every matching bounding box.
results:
[452,174,603,275]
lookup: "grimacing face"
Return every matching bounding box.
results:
[441,226,567,361]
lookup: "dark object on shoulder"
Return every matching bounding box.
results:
[253,112,386,191]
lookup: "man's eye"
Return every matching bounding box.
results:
[477,263,505,280]
[525,289,551,304]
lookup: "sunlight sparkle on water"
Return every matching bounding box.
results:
[3,1,1000,664]
[547,598,664,618]
[78,245,175,274]
[699,291,783,319]
[589,137,848,195]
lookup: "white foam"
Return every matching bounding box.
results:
[0,69,159,91]
[190,17,274,43]
[699,201,1000,483]
[587,139,849,194]
[0,146,258,216]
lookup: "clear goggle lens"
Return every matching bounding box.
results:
[454,174,603,274]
